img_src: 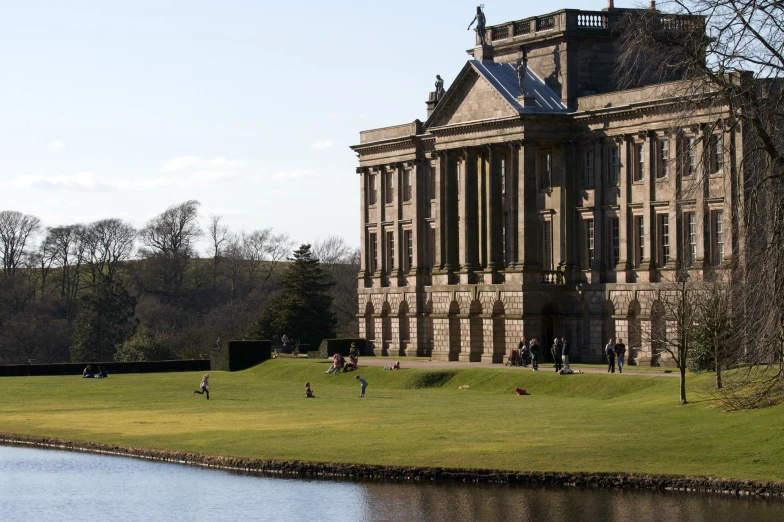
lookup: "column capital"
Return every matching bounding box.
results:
[356,167,364,175]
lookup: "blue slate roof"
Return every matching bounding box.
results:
[469,60,567,113]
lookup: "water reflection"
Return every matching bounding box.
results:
[0,446,780,522]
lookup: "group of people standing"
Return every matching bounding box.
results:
[507,337,570,372]
[604,338,627,373]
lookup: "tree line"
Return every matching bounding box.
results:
[0,200,359,365]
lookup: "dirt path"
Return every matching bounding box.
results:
[355,357,678,376]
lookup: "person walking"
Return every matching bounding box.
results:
[193,373,210,399]
[355,375,368,397]
[529,338,540,371]
[561,337,571,371]
[615,338,626,373]
[605,339,616,373]
[551,337,562,372]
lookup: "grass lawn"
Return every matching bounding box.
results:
[2,358,783,482]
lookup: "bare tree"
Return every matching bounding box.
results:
[46,224,89,322]
[313,236,360,337]
[0,210,41,278]
[138,200,202,296]
[207,215,229,289]
[222,229,293,301]
[84,218,136,286]
[618,1,784,407]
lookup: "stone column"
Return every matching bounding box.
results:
[459,148,479,277]
[477,150,488,269]
[519,142,539,279]
[591,139,604,282]
[410,160,421,276]
[358,167,369,276]
[694,126,707,268]
[507,142,521,269]
[641,131,655,281]
[443,151,459,274]
[487,145,503,272]
[561,141,578,276]
[666,134,679,271]
[433,152,447,272]
[617,136,631,282]
[392,163,403,283]
[553,143,565,270]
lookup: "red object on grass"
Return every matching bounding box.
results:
[514,387,527,395]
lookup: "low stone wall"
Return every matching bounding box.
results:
[0,360,209,377]
[2,434,782,498]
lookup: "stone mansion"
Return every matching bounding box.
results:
[351,3,740,364]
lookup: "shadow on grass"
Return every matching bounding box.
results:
[405,371,457,389]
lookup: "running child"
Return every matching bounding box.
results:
[193,373,210,399]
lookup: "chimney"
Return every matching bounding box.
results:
[426,92,438,118]
[649,1,656,8]
[607,0,614,9]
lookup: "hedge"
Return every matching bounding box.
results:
[210,340,272,372]
[0,359,209,377]
[316,338,368,359]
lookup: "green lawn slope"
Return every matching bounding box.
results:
[2,358,783,482]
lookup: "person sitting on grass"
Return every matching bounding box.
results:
[82,365,94,378]
[96,366,107,378]
[344,355,358,371]
[306,382,314,398]
[193,373,210,400]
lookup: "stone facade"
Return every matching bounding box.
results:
[351,5,742,365]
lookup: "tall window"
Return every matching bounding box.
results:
[386,231,394,272]
[385,171,394,203]
[609,217,620,267]
[369,174,377,205]
[710,134,724,173]
[633,216,644,268]
[583,149,594,187]
[687,137,697,177]
[634,143,645,181]
[609,146,619,185]
[542,221,552,270]
[658,139,669,178]
[404,230,413,271]
[501,157,506,196]
[541,152,552,190]
[369,233,378,272]
[657,214,670,267]
[403,170,412,202]
[585,219,595,268]
[712,211,724,265]
[685,212,696,265]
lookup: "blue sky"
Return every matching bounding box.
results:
[0,0,637,250]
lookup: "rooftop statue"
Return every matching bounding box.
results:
[515,50,528,96]
[435,75,445,101]
[467,5,487,46]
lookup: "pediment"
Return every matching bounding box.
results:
[426,65,520,129]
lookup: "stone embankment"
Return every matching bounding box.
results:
[2,434,782,499]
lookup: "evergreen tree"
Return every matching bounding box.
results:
[70,278,137,362]
[246,244,335,347]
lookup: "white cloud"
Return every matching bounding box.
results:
[49,139,65,149]
[311,140,334,151]
[272,170,319,180]
[161,156,247,173]
[14,172,104,191]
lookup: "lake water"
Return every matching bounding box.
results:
[1,445,781,521]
